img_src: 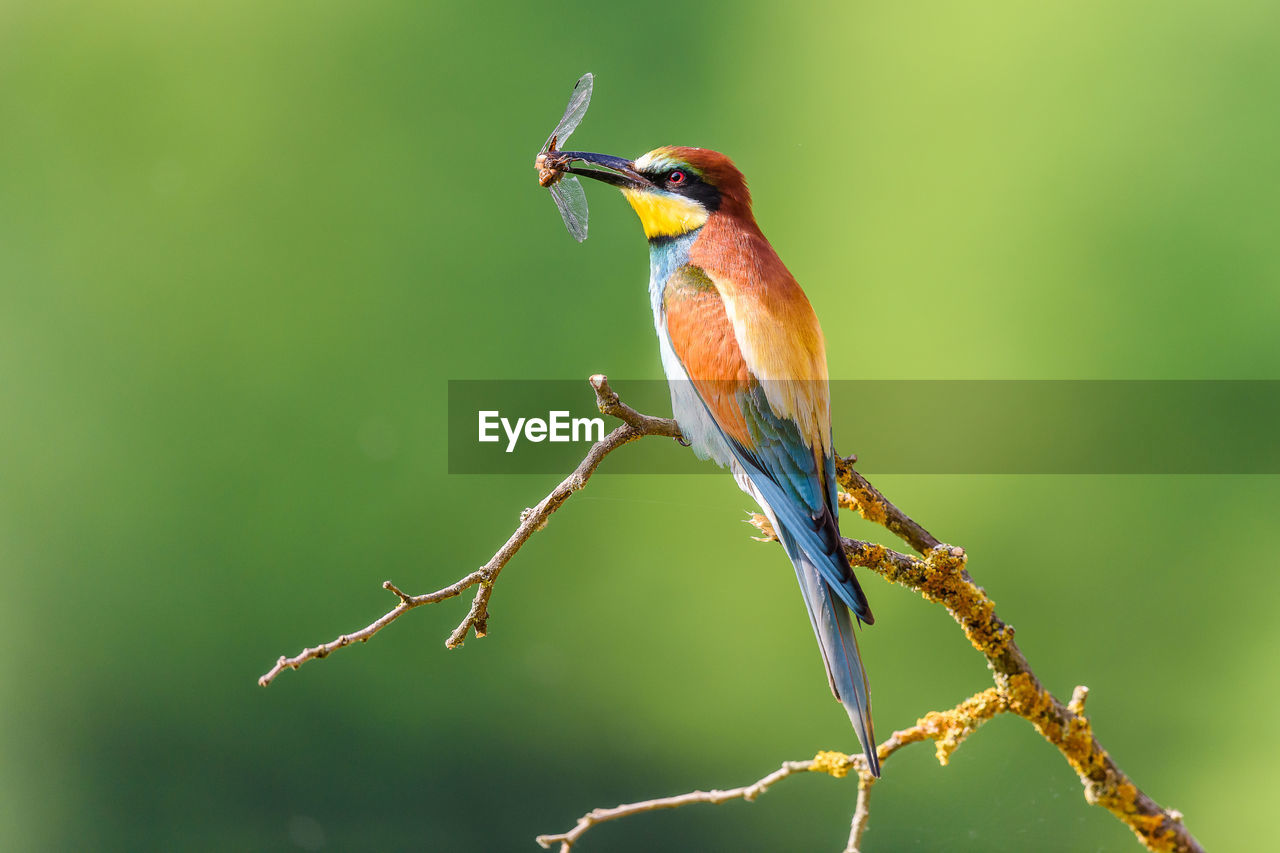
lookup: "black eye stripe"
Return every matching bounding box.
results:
[640,163,722,213]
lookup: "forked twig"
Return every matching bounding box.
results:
[258,375,680,687]
[538,689,1005,853]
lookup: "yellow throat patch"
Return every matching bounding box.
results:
[621,189,709,240]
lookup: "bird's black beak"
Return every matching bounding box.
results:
[556,152,653,190]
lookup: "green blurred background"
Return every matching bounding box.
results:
[2,1,1277,850]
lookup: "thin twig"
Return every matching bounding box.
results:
[534,759,815,852]
[538,690,1004,853]
[257,573,486,687]
[258,376,680,686]
[846,776,873,853]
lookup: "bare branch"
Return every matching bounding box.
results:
[535,758,815,852]
[538,690,1003,853]
[258,376,680,687]
[257,573,486,687]
[846,777,873,853]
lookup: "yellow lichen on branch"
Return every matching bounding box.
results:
[856,687,1009,772]
[811,750,853,779]
[1003,672,1184,852]
[841,541,1014,660]
[838,486,889,527]
[914,687,1005,766]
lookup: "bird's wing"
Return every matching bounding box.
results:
[662,265,872,623]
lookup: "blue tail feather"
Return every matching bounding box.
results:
[779,524,880,777]
[746,463,873,622]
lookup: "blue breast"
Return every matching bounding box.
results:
[646,232,699,309]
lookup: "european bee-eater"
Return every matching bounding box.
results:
[558,146,879,775]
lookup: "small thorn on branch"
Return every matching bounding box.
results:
[383,580,412,605]
[1069,685,1090,715]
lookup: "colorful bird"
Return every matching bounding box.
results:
[553,146,880,775]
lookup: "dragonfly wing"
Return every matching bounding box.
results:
[543,72,593,151]
[550,174,588,242]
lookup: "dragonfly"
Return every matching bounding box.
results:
[535,73,593,242]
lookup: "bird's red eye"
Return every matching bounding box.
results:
[668,170,686,185]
